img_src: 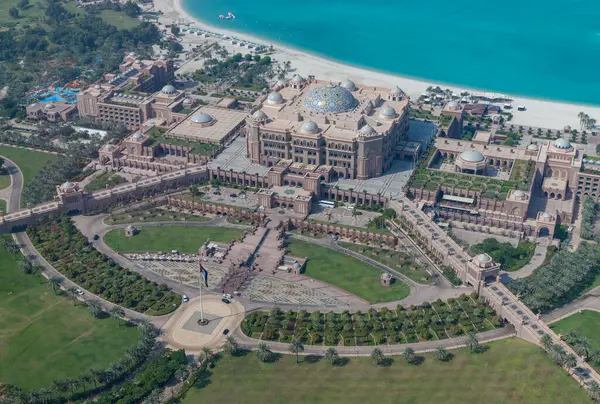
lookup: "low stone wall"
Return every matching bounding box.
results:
[168,196,266,224]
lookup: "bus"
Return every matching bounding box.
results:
[318,200,335,208]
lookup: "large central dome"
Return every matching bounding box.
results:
[303,84,357,113]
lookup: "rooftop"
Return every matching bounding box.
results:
[167,106,247,144]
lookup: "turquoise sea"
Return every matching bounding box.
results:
[182,0,600,105]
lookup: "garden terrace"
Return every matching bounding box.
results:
[84,172,128,192]
[180,338,587,404]
[242,295,502,346]
[550,310,600,372]
[408,167,532,200]
[337,242,431,284]
[105,207,212,225]
[147,127,220,156]
[27,216,181,315]
[304,218,393,235]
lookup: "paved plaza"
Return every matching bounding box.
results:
[131,260,228,289]
[208,137,270,176]
[307,206,381,228]
[243,273,366,306]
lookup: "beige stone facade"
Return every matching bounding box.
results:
[246,76,410,180]
[26,101,77,122]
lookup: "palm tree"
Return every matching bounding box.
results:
[255,342,272,363]
[86,300,103,318]
[564,354,578,373]
[587,381,600,401]
[466,331,479,353]
[434,345,450,362]
[199,347,213,364]
[221,335,239,356]
[540,333,553,351]
[324,347,338,365]
[110,306,125,325]
[563,330,579,345]
[66,287,78,306]
[48,276,61,295]
[289,338,304,364]
[403,346,416,365]
[371,347,384,365]
[52,379,69,396]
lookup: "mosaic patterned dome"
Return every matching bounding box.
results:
[161,85,176,94]
[303,84,357,113]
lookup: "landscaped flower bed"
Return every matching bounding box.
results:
[27,216,181,315]
[241,293,503,346]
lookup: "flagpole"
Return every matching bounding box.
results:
[199,262,205,322]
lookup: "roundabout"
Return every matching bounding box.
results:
[162,294,246,353]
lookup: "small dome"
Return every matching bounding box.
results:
[477,254,491,263]
[161,85,176,94]
[341,80,356,91]
[191,113,213,124]
[300,121,318,133]
[380,105,396,118]
[45,103,55,110]
[182,98,193,106]
[267,91,283,104]
[527,143,538,151]
[159,55,167,60]
[252,110,267,119]
[61,181,75,189]
[460,150,485,163]
[94,84,101,90]
[381,272,392,279]
[543,212,552,220]
[291,74,305,83]
[554,138,571,149]
[133,133,144,139]
[275,80,286,88]
[513,190,526,198]
[129,52,136,56]
[126,224,135,231]
[360,124,376,134]
[391,86,405,95]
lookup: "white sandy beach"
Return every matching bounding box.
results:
[153,0,600,130]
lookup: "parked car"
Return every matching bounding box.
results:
[93,234,99,241]
[229,193,237,198]
[221,298,230,304]
[223,293,232,299]
[223,328,229,335]
[76,289,84,296]
[183,295,189,302]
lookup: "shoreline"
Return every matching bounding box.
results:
[155,0,600,130]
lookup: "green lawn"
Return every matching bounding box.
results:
[104,226,243,254]
[0,0,45,25]
[286,240,410,303]
[0,245,139,390]
[0,199,6,214]
[182,338,586,404]
[84,171,128,192]
[550,310,600,349]
[0,146,58,188]
[0,169,10,190]
[338,242,431,284]
[98,9,140,30]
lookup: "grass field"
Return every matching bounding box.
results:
[98,9,140,30]
[105,208,212,225]
[182,338,586,404]
[0,146,58,188]
[0,169,10,190]
[286,240,410,303]
[0,245,139,390]
[84,172,127,192]
[0,199,6,214]
[104,226,244,254]
[550,310,600,349]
